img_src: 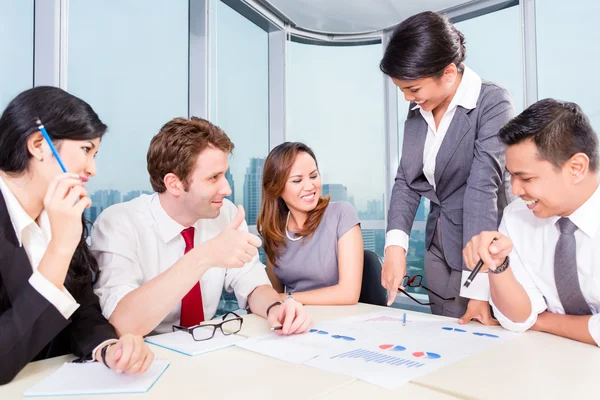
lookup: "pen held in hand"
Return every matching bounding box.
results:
[464,259,484,288]
[36,118,68,173]
[269,326,283,331]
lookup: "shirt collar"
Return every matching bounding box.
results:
[411,65,482,112]
[149,193,187,243]
[0,175,38,246]
[565,183,600,238]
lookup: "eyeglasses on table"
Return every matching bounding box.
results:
[172,311,243,341]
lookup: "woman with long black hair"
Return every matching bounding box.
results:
[380,11,515,324]
[0,86,153,384]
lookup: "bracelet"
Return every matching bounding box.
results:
[100,343,113,369]
[489,256,510,275]
[266,301,282,317]
[284,292,294,302]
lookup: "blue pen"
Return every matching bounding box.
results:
[402,313,407,326]
[36,118,67,173]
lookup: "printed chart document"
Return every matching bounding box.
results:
[24,359,170,397]
[239,310,518,389]
[145,330,246,356]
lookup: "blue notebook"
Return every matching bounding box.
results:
[24,359,169,397]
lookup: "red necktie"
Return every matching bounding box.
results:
[179,227,205,327]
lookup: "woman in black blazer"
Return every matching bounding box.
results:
[0,87,153,384]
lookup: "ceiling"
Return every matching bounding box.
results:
[260,0,474,34]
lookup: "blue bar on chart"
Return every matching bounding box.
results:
[331,349,424,368]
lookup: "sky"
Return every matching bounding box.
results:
[1,0,599,209]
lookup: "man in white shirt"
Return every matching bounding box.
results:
[463,98,600,346]
[92,117,312,336]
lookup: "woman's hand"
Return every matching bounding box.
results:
[44,173,91,255]
[102,334,155,375]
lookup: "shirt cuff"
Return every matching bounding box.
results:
[588,314,600,347]
[460,270,490,301]
[88,339,119,363]
[489,296,543,333]
[384,229,409,252]
[231,259,272,310]
[29,271,80,319]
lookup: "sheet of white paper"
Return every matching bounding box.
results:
[145,330,246,356]
[241,309,518,389]
[24,359,169,397]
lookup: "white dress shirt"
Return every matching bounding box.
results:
[91,194,271,334]
[385,66,483,254]
[0,176,80,319]
[489,186,600,346]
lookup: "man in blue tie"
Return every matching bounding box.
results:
[462,98,600,346]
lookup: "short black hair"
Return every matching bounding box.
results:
[499,98,599,171]
[380,11,466,80]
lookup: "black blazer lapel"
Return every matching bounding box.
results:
[0,191,34,305]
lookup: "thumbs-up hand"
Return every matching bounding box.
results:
[202,205,262,268]
[226,205,247,230]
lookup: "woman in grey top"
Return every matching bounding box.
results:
[257,142,363,305]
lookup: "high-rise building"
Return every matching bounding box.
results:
[225,168,235,204]
[366,198,384,220]
[86,189,121,224]
[84,206,99,225]
[361,229,376,254]
[243,157,265,225]
[348,195,356,208]
[415,198,427,221]
[322,184,348,202]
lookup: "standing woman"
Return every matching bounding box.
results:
[380,11,514,324]
[0,87,153,384]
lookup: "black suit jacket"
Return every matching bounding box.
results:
[0,190,117,385]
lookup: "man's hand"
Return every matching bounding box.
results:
[268,299,312,335]
[381,246,407,306]
[203,205,262,268]
[458,299,500,326]
[463,231,512,272]
[100,334,155,375]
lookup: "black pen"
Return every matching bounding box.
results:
[464,238,498,288]
[464,259,483,288]
[270,326,283,331]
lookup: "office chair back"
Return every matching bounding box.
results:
[359,249,387,306]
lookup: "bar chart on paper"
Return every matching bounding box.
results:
[331,348,426,368]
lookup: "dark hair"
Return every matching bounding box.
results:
[380,11,466,80]
[256,142,330,266]
[499,98,599,172]
[0,86,108,293]
[147,117,234,193]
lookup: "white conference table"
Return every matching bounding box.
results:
[2,303,599,399]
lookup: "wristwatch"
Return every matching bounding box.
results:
[284,292,294,302]
[489,256,510,274]
[100,343,113,369]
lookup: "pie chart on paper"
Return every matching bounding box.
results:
[412,351,441,359]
